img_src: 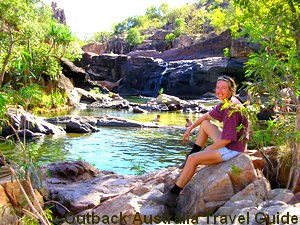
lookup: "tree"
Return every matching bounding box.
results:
[233,0,300,191]
[126,28,144,47]
[0,0,82,111]
[166,4,191,27]
[185,6,208,35]
[113,21,128,35]
[91,31,112,43]
[174,18,185,36]
[0,0,52,86]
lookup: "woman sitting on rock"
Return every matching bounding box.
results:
[152,75,250,207]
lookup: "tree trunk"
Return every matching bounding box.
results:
[287,0,300,191]
[0,29,14,87]
[290,103,300,191]
[291,0,300,191]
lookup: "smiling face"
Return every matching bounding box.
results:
[216,80,232,100]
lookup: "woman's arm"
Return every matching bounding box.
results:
[182,112,211,143]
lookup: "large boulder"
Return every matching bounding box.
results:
[66,118,99,133]
[1,106,65,138]
[81,42,108,55]
[175,154,258,217]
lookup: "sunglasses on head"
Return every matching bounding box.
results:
[217,76,233,86]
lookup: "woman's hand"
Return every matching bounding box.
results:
[182,128,192,143]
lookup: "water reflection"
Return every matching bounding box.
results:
[0,126,196,175]
[2,107,205,175]
[65,127,192,175]
[0,136,69,165]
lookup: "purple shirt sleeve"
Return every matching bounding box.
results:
[209,104,223,122]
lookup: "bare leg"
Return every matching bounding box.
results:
[194,120,222,147]
[176,150,223,188]
[177,120,223,188]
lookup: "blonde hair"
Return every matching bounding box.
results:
[217,75,237,95]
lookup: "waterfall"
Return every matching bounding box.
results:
[153,62,169,97]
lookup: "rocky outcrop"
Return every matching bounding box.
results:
[41,154,300,225]
[51,2,66,25]
[79,54,247,98]
[82,42,108,55]
[46,161,100,182]
[66,118,100,133]
[1,106,65,138]
[175,154,258,217]
[156,30,232,61]
[61,58,95,90]
[47,115,162,129]
[45,163,178,216]
[2,152,299,224]
[73,30,250,98]
[134,94,211,113]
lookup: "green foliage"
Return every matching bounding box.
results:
[45,169,52,178]
[0,0,83,114]
[174,18,185,37]
[129,159,147,175]
[233,0,300,112]
[20,215,40,225]
[0,1,82,76]
[113,21,128,35]
[249,116,294,149]
[223,47,231,57]
[47,21,82,61]
[90,31,112,43]
[19,84,43,109]
[0,84,43,110]
[40,90,68,111]
[165,4,191,26]
[231,0,300,190]
[108,92,114,98]
[0,92,8,119]
[90,87,102,95]
[126,28,144,46]
[165,33,176,45]
[77,155,84,161]
[185,6,208,35]
[209,2,238,34]
[231,164,242,176]
[209,0,227,10]
[1,83,67,112]
[210,8,226,32]
[145,3,170,21]
[101,1,237,39]
[159,88,164,95]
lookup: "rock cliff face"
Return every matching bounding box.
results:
[74,30,254,98]
[79,54,246,98]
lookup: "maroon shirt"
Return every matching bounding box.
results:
[209,100,249,152]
